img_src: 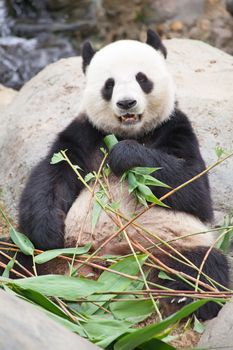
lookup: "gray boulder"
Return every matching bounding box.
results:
[0,289,100,350]
[0,39,232,221]
[198,296,233,349]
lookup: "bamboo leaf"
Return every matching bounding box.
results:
[158,271,175,281]
[92,201,102,231]
[2,253,17,278]
[138,338,176,350]
[12,286,72,321]
[143,175,170,188]
[80,255,147,315]
[114,299,216,350]
[110,299,154,322]
[9,227,34,256]
[131,167,161,175]
[83,318,133,348]
[45,311,86,336]
[128,172,138,193]
[138,184,153,197]
[145,193,169,208]
[11,275,103,300]
[34,244,92,264]
[50,151,66,164]
[193,315,205,334]
[92,190,107,230]
[84,172,95,183]
[136,190,148,207]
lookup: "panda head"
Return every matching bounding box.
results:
[81,30,176,137]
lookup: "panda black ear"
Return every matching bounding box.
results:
[146,29,167,59]
[82,41,95,73]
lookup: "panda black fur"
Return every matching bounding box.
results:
[2,30,229,320]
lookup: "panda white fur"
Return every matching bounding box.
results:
[9,30,229,320]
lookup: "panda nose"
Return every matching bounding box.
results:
[116,99,137,110]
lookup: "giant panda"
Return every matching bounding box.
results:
[3,30,229,320]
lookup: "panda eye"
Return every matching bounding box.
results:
[136,72,153,94]
[105,78,115,90]
[102,78,115,101]
[136,72,148,83]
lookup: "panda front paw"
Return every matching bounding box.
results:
[161,281,222,321]
[108,140,143,176]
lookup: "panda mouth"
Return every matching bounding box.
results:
[118,113,142,125]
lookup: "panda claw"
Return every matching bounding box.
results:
[177,296,187,304]
[170,296,187,305]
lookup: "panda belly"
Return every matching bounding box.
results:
[64,176,214,255]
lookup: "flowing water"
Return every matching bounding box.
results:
[0,0,98,89]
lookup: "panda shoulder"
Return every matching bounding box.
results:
[163,108,197,140]
[55,114,102,148]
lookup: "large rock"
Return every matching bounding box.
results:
[0,84,17,109]
[198,296,233,349]
[0,39,232,220]
[0,289,100,350]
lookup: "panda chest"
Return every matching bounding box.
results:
[64,176,137,248]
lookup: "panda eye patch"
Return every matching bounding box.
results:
[136,72,148,83]
[105,78,115,89]
[101,78,115,101]
[136,72,153,94]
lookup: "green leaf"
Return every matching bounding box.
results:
[137,185,168,208]
[131,167,161,175]
[128,172,138,193]
[12,286,72,321]
[215,145,224,159]
[12,275,103,300]
[45,311,86,336]
[114,299,216,350]
[110,299,154,323]
[84,172,95,183]
[34,244,92,264]
[138,338,176,350]
[50,151,66,164]
[9,227,34,256]
[138,184,153,197]
[193,315,205,334]
[2,253,17,278]
[107,202,120,211]
[92,201,102,231]
[143,175,170,188]
[80,255,147,315]
[216,215,233,253]
[219,227,233,253]
[103,164,111,177]
[158,271,175,282]
[145,193,168,208]
[135,190,148,207]
[83,318,132,348]
[120,172,128,182]
[100,147,107,155]
[92,190,108,230]
[104,134,118,150]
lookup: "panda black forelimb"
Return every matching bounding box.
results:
[108,110,213,222]
[19,118,103,250]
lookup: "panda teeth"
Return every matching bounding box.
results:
[119,114,140,124]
